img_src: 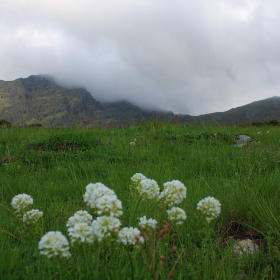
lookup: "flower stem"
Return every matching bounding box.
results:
[0,228,21,241]
[125,246,134,279]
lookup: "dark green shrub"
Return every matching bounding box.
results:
[0,119,12,128]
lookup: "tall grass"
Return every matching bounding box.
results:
[1,121,280,279]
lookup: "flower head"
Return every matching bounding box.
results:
[233,239,259,257]
[91,216,121,242]
[158,180,187,207]
[118,227,144,245]
[131,173,147,184]
[83,183,123,217]
[66,210,93,228]
[38,231,71,258]
[95,195,123,217]
[68,222,94,244]
[197,196,221,222]
[137,179,160,200]
[23,209,43,224]
[83,183,115,206]
[167,207,187,225]
[138,216,158,230]
[11,194,33,211]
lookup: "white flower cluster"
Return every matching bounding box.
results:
[83,183,123,217]
[138,216,158,230]
[11,194,33,211]
[131,173,147,184]
[38,231,71,258]
[11,194,43,224]
[118,227,144,245]
[66,210,93,228]
[130,139,137,146]
[233,239,259,257]
[68,222,95,244]
[158,180,187,207]
[66,210,94,244]
[167,207,187,225]
[64,184,124,246]
[196,196,221,222]
[91,216,122,242]
[131,173,160,200]
[137,179,160,200]
[23,209,43,224]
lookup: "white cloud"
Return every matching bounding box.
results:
[1,0,280,114]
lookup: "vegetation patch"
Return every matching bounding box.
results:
[31,134,92,152]
[0,119,12,128]
[1,121,280,279]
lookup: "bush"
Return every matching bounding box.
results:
[0,119,12,128]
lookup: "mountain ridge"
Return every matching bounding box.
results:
[0,75,280,127]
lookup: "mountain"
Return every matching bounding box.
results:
[185,96,280,125]
[0,75,279,127]
[0,75,150,127]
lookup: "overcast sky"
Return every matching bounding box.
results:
[1,0,280,115]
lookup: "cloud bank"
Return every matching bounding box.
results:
[1,0,280,115]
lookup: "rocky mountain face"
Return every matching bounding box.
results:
[0,75,150,127]
[0,74,279,127]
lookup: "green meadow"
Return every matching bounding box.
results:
[1,120,280,279]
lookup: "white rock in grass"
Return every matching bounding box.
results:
[233,239,259,257]
[234,135,255,147]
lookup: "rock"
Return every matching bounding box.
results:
[234,134,256,147]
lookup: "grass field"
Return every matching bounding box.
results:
[1,120,280,279]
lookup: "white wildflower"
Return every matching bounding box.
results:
[138,216,158,230]
[233,239,259,257]
[131,173,147,184]
[38,231,71,258]
[130,142,136,146]
[118,227,144,245]
[83,182,115,208]
[83,183,123,217]
[197,196,221,222]
[167,207,187,225]
[158,180,187,207]
[137,179,160,200]
[23,209,43,224]
[68,222,94,244]
[66,210,93,228]
[95,195,123,217]
[91,216,121,242]
[11,194,33,211]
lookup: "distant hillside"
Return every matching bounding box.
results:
[0,75,150,127]
[0,75,279,127]
[187,96,280,125]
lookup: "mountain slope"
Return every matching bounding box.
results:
[0,74,279,126]
[188,96,280,125]
[0,75,148,127]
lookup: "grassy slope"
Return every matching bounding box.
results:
[0,121,280,279]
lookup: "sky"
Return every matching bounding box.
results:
[1,0,280,115]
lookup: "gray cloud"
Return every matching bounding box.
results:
[1,0,280,115]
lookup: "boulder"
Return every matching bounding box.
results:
[234,134,256,147]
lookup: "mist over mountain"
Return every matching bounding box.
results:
[0,75,279,127]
